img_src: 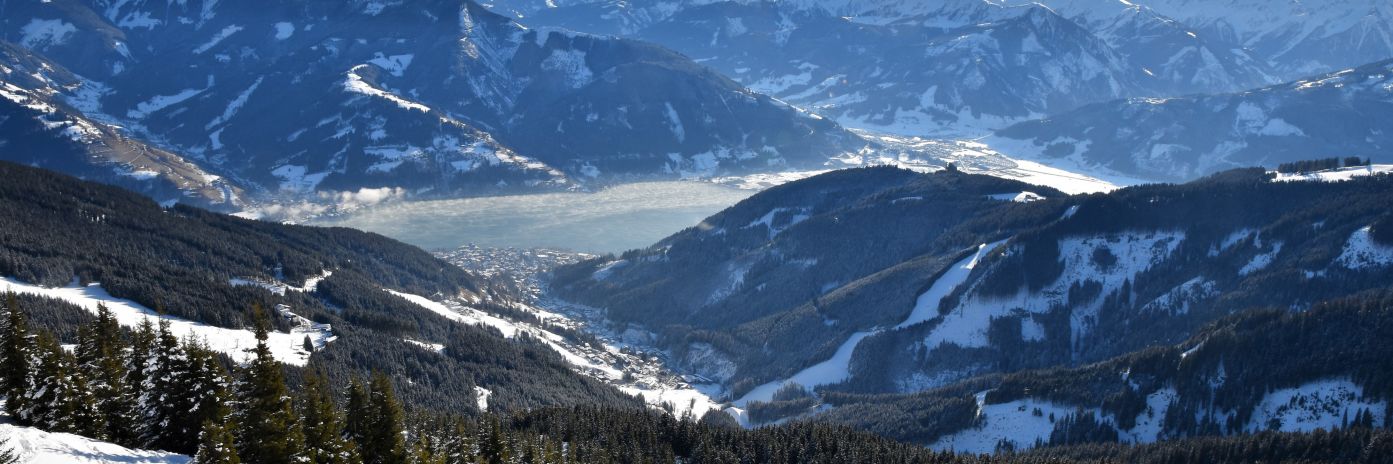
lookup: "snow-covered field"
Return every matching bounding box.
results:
[1336,226,1393,269]
[1246,379,1387,433]
[0,277,332,366]
[1271,165,1393,183]
[929,392,1090,454]
[1,401,188,463]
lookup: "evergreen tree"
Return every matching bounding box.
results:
[357,372,407,464]
[232,306,306,464]
[193,419,242,464]
[141,318,190,451]
[171,337,234,454]
[407,434,446,464]
[76,303,139,445]
[24,331,88,433]
[301,370,360,464]
[345,376,370,449]
[125,318,157,444]
[2,292,33,423]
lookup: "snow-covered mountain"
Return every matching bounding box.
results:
[0,0,863,201]
[1032,0,1280,95]
[1133,0,1393,79]
[551,166,1393,442]
[484,0,1290,138]
[988,60,1393,182]
[0,42,242,209]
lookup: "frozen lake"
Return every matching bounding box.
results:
[312,182,754,254]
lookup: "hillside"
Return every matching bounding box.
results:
[0,160,637,413]
[815,289,1393,450]
[551,166,1393,426]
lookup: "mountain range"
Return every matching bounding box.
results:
[0,0,867,208]
[552,164,1393,448]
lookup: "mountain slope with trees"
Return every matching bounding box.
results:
[0,160,636,415]
[553,165,1393,411]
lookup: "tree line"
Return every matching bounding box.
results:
[1275,157,1371,173]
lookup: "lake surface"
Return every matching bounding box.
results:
[313,182,754,254]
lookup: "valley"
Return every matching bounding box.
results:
[2,0,1392,462]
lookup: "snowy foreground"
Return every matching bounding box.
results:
[1,402,188,463]
[0,277,333,366]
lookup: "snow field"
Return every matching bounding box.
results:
[1,277,331,366]
[0,401,188,464]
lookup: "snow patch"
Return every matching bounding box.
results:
[343,65,431,112]
[205,77,262,129]
[1142,277,1217,315]
[0,404,189,463]
[540,49,593,89]
[19,19,77,49]
[591,259,629,281]
[1239,242,1283,276]
[367,53,414,77]
[1271,165,1393,183]
[930,392,1094,453]
[474,386,492,411]
[928,232,1185,349]
[273,22,295,40]
[192,25,243,54]
[1246,379,1386,433]
[127,85,207,119]
[1,277,331,366]
[1335,226,1393,269]
[988,191,1045,203]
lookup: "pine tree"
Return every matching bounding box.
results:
[2,292,34,423]
[125,318,157,443]
[193,419,242,464]
[407,433,446,464]
[356,372,407,464]
[441,419,478,463]
[67,363,104,439]
[346,376,370,449]
[76,303,138,445]
[232,306,306,464]
[301,370,360,464]
[24,331,84,433]
[172,337,234,454]
[141,318,191,452]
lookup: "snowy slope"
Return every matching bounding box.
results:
[990,61,1393,183]
[1135,0,1393,79]
[927,232,1185,350]
[1,277,331,366]
[0,0,864,201]
[1245,379,1388,433]
[735,241,1004,407]
[0,403,188,464]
